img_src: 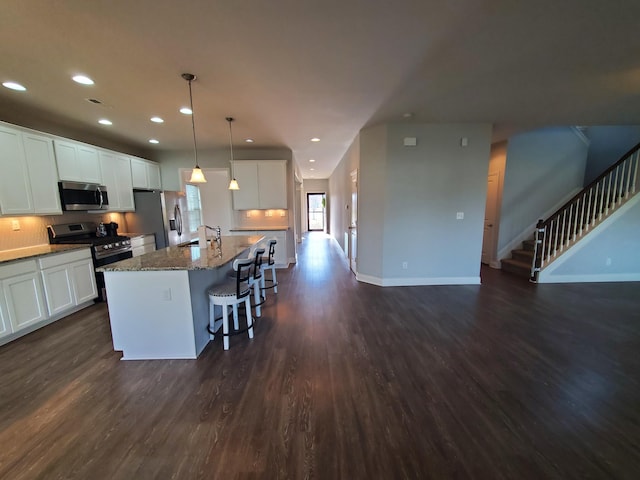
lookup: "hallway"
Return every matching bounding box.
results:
[0,232,639,479]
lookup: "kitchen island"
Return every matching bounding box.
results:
[97,235,263,360]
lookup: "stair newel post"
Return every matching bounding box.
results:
[531,219,545,283]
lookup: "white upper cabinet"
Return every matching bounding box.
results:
[54,139,102,184]
[22,133,62,214]
[231,160,287,210]
[0,125,32,215]
[99,151,134,211]
[131,157,161,190]
[0,125,61,216]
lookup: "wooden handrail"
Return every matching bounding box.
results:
[530,140,640,281]
[541,141,640,226]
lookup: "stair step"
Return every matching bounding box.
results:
[522,239,536,251]
[511,249,534,263]
[501,258,531,278]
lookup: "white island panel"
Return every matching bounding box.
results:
[105,270,196,360]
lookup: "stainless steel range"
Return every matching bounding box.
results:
[47,222,133,301]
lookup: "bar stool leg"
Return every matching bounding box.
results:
[222,302,230,350]
[245,297,254,339]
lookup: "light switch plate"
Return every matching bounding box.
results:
[456,212,464,220]
[11,220,20,231]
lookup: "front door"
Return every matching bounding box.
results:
[307,193,325,231]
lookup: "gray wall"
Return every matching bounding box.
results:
[583,126,640,185]
[498,127,588,254]
[356,122,492,285]
[328,138,359,253]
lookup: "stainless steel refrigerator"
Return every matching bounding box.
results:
[126,190,193,249]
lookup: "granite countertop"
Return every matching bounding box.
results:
[97,235,264,272]
[230,226,289,231]
[0,244,91,265]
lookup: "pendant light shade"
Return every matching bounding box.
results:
[227,117,240,190]
[183,73,206,183]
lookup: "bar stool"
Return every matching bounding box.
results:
[208,257,254,350]
[260,239,278,298]
[227,246,265,317]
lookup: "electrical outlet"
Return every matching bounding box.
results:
[162,289,172,301]
[606,257,612,266]
[402,261,408,269]
[246,211,251,218]
[11,220,20,231]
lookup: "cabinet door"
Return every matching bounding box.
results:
[4,272,47,331]
[22,133,62,214]
[115,155,135,210]
[99,152,134,211]
[0,291,12,339]
[77,145,101,184]
[71,259,98,304]
[131,158,148,189]
[54,140,81,181]
[258,161,287,209]
[147,162,162,190]
[41,265,75,316]
[231,162,260,210]
[0,125,33,215]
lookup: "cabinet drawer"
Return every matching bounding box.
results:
[0,260,38,279]
[38,249,92,269]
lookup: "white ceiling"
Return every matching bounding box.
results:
[2,1,640,179]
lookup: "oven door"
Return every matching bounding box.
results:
[94,250,133,301]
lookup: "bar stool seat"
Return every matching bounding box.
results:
[208,257,254,350]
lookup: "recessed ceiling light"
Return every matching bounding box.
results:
[150,116,164,123]
[2,81,26,91]
[179,107,192,115]
[149,139,159,144]
[245,138,254,143]
[72,75,94,85]
[310,168,315,171]
[403,112,414,118]
[98,119,112,125]
[309,159,315,162]
[311,137,320,142]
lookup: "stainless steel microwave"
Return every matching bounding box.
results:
[58,181,109,211]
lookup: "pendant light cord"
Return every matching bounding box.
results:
[188,78,199,166]
[226,117,235,162]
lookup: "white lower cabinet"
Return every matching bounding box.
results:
[39,249,97,316]
[131,234,156,257]
[230,230,288,267]
[0,260,48,334]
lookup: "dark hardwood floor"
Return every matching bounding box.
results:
[1,233,639,479]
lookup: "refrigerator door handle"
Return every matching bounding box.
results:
[175,204,183,236]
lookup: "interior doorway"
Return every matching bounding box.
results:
[306,193,326,231]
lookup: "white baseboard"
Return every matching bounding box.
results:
[356,273,481,287]
[538,273,640,283]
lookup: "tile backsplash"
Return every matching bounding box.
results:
[0,212,126,251]
[232,209,289,229]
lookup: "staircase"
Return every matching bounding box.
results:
[501,239,535,278]
[501,141,640,281]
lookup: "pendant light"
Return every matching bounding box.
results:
[227,116,240,190]
[183,73,206,183]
